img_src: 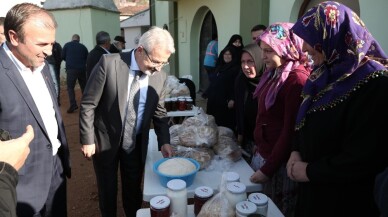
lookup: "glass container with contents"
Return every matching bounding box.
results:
[194,186,214,216]
[150,195,170,217]
[166,179,187,217]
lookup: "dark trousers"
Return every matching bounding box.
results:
[66,69,86,107]
[203,66,216,95]
[93,135,144,217]
[17,154,67,217]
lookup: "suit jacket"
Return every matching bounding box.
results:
[79,50,170,163]
[0,46,71,212]
[86,45,108,80]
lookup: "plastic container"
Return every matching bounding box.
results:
[248,193,268,216]
[236,201,257,217]
[225,182,247,209]
[226,171,240,183]
[167,179,187,217]
[153,157,200,187]
[150,195,170,217]
[194,186,214,216]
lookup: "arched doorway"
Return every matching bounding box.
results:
[198,11,217,94]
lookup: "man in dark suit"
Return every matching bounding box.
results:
[80,26,174,217]
[86,31,111,80]
[109,35,126,53]
[0,3,71,217]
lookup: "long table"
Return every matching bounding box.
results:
[143,129,262,202]
[137,202,285,217]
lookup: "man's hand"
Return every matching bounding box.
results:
[0,125,34,171]
[161,144,173,158]
[250,169,270,183]
[81,144,96,160]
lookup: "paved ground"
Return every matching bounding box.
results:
[61,81,207,217]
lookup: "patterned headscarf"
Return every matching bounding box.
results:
[253,22,309,110]
[293,1,388,130]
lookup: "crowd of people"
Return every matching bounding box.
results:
[1,1,388,217]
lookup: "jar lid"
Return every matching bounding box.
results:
[248,193,268,206]
[236,201,257,215]
[164,98,171,101]
[167,179,186,191]
[226,171,240,182]
[150,196,170,209]
[195,186,214,198]
[171,97,177,101]
[226,182,246,194]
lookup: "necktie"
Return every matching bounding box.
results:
[122,70,142,153]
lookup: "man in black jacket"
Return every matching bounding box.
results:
[86,31,111,80]
[0,126,34,217]
[109,35,126,53]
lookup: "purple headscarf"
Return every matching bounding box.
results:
[253,22,309,110]
[293,1,388,130]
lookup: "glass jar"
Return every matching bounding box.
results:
[226,171,240,183]
[236,201,257,217]
[225,182,247,210]
[194,186,214,216]
[177,98,186,111]
[248,193,268,216]
[164,98,172,112]
[166,179,187,217]
[186,98,194,110]
[150,195,170,217]
[170,97,178,111]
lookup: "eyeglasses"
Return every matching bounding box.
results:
[143,48,169,67]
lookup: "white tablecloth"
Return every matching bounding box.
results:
[143,130,262,202]
[136,202,285,217]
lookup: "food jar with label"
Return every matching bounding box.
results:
[166,179,187,217]
[194,186,214,216]
[150,195,170,217]
[235,201,257,217]
[225,182,247,209]
[247,192,268,216]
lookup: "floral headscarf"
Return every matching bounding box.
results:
[253,22,309,110]
[293,1,388,130]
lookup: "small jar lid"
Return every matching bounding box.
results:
[171,97,177,101]
[236,201,257,215]
[226,171,240,182]
[248,193,268,206]
[167,179,186,191]
[186,98,193,102]
[150,196,170,209]
[226,182,246,194]
[195,186,214,198]
[164,98,171,101]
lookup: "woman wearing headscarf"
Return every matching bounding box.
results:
[234,43,264,162]
[206,46,240,130]
[286,2,388,217]
[217,34,244,67]
[250,22,310,217]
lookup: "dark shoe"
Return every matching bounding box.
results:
[67,105,78,113]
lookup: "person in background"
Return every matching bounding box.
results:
[250,24,267,43]
[62,33,89,113]
[86,31,111,80]
[202,32,218,98]
[375,167,388,217]
[218,34,244,66]
[234,43,264,162]
[80,26,174,217]
[250,22,310,217]
[0,17,5,44]
[206,46,240,130]
[46,41,62,104]
[109,35,126,53]
[286,2,388,216]
[0,126,34,217]
[0,3,71,216]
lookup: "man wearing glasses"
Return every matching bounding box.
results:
[79,26,174,217]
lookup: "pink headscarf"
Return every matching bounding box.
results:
[253,22,310,110]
